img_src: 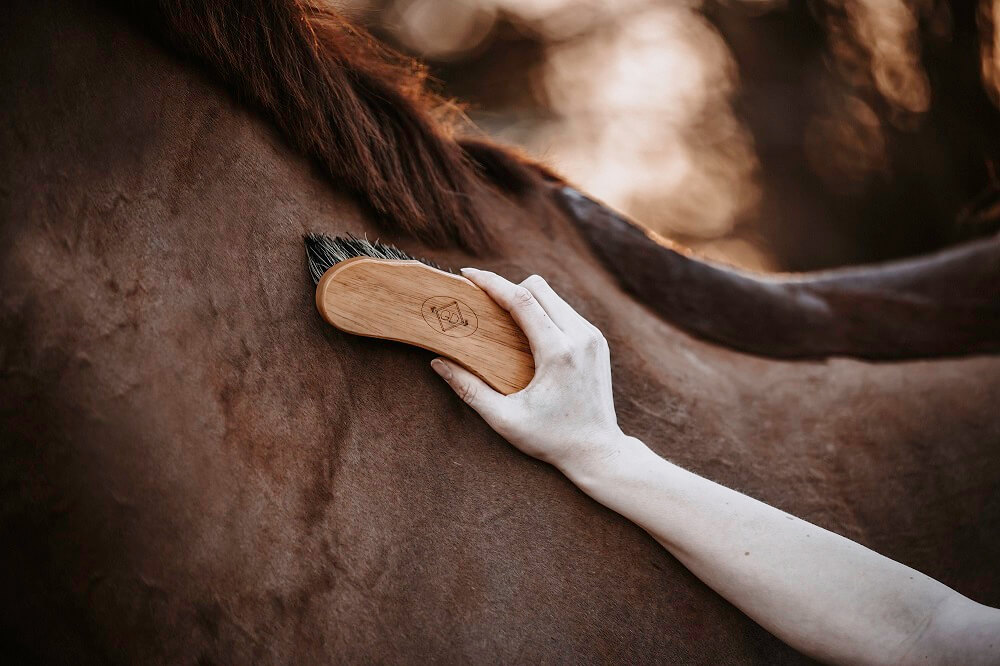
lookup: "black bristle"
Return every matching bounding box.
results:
[304,233,450,284]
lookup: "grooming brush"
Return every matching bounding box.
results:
[305,234,534,394]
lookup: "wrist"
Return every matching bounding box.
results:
[557,432,656,494]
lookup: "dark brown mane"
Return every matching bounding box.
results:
[110,0,555,253]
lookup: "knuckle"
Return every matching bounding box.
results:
[511,286,535,308]
[458,381,478,405]
[551,345,575,365]
[585,331,607,352]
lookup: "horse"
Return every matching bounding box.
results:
[2,0,998,662]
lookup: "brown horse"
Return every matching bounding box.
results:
[2,1,998,662]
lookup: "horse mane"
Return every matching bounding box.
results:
[110,0,558,253]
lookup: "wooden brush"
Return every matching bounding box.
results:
[305,234,534,394]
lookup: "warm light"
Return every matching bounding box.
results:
[336,0,957,270]
[522,5,760,241]
[981,0,1000,106]
[837,0,930,115]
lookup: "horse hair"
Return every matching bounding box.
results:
[109,0,558,253]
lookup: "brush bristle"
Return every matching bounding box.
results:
[304,233,449,284]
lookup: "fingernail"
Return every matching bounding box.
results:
[460,267,477,275]
[430,358,451,380]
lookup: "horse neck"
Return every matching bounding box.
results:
[560,188,1000,359]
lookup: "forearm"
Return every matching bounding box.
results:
[560,436,977,664]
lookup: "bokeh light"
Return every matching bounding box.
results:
[342,0,1000,271]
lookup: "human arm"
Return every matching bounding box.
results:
[430,268,1000,665]
[565,440,1000,664]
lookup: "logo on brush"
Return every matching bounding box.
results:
[422,297,478,337]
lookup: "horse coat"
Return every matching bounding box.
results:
[1,1,998,662]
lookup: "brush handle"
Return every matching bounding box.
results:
[315,257,535,394]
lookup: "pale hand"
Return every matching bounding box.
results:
[430,268,629,476]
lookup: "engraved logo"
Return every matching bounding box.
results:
[434,301,466,331]
[421,296,478,337]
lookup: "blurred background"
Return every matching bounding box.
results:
[340,0,1000,271]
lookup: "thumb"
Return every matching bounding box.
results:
[431,358,504,419]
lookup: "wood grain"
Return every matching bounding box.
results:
[315,257,535,394]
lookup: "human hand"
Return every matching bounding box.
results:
[430,268,632,477]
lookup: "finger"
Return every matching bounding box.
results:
[431,358,505,420]
[461,268,564,350]
[519,274,588,335]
